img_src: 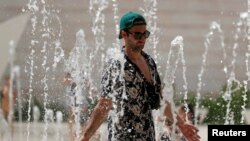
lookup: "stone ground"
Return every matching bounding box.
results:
[0,1,249,141]
[0,122,208,141]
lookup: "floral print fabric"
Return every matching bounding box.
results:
[101,49,162,141]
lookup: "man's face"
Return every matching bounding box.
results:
[125,25,148,53]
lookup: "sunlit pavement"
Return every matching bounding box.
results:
[0,122,208,141]
[0,1,247,141]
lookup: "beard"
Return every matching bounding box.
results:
[129,44,144,53]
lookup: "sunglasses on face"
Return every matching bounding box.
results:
[126,30,150,40]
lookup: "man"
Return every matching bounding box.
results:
[81,11,200,141]
[63,72,98,141]
[0,76,17,137]
[0,76,17,122]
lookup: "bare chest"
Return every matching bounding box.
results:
[133,58,152,83]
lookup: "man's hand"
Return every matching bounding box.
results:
[63,72,72,86]
[178,123,200,141]
[80,134,90,141]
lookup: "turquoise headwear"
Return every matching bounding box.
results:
[118,11,147,39]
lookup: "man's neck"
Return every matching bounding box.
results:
[124,47,142,62]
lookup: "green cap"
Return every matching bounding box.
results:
[118,11,147,39]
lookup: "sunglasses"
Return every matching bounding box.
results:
[126,30,150,40]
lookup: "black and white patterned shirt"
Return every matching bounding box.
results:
[101,48,162,141]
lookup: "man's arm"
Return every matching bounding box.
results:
[163,101,200,141]
[163,101,174,124]
[81,96,112,141]
[63,72,72,86]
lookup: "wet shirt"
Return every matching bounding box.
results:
[101,49,162,141]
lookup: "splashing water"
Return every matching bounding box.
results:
[8,40,16,141]
[103,47,126,141]
[55,111,63,141]
[140,0,161,67]
[159,36,184,141]
[195,21,228,125]
[89,0,109,84]
[111,0,120,47]
[64,29,94,140]
[23,1,64,141]
[240,0,250,124]
[13,66,22,140]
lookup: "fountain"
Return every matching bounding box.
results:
[0,0,249,141]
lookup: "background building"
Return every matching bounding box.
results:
[0,0,249,141]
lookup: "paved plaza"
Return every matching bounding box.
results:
[0,0,249,141]
[0,122,208,141]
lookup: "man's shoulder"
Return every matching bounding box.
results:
[142,51,157,66]
[142,51,155,60]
